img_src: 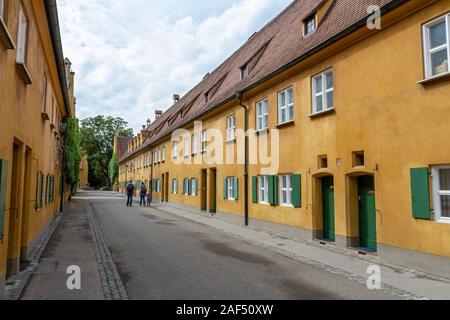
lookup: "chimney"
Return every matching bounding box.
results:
[155,110,163,119]
[173,94,180,103]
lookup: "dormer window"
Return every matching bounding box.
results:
[304,15,316,36]
[241,64,249,79]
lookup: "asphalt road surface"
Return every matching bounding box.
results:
[86,191,397,300]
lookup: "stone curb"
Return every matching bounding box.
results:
[86,201,128,300]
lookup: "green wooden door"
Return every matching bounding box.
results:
[322,176,335,241]
[358,176,377,251]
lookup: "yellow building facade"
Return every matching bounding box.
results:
[0,0,71,292]
[79,155,89,189]
[119,0,450,277]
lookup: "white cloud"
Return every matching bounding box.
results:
[57,0,292,133]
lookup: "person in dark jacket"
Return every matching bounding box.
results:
[126,181,135,207]
[140,182,147,207]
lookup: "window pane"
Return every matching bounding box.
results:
[264,114,268,129]
[439,169,450,190]
[287,89,293,105]
[315,95,323,112]
[326,72,333,89]
[429,21,447,49]
[431,49,449,76]
[315,76,322,93]
[258,118,263,130]
[326,92,334,109]
[440,195,450,218]
[263,100,268,114]
[288,105,294,121]
[280,92,286,107]
[281,109,286,123]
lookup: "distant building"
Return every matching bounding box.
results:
[79,155,89,189]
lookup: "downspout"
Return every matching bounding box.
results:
[236,91,249,226]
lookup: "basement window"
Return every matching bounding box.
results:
[353,151,365,167]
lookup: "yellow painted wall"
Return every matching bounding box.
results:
[119,1,450,258]
[0,0,66,281]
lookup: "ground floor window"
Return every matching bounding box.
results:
[191,178,198,196]
[172,179,178,194]
[279,174,293,206]
[258,176,269,204]
[432,165,450,221]
[227,177,235,200]
[183,178,190,196]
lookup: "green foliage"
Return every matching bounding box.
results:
[80,116,133,187]
[109,152,119,184]
[64,117,82,192]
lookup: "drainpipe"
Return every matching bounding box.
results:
[236,91,249,227]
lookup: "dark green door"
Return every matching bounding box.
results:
[358,176,377,251]
[322,176,335,241]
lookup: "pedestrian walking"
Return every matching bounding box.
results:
[126,181,135,207]
[147,189,152,207]
[140,182,147,207]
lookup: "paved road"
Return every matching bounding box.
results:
[84,191,397,300]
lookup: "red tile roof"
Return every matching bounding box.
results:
[119,0,402,163]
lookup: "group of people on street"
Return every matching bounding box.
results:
[126,181,152,207]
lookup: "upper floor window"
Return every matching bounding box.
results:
[201,130,207,152]
[149,152,153,165]
[312,69,334,114]
[432,165,450,222]
[256,99,269,131]
[16,6,27,64]
[162,146,166,162]
[279,174,293,206]
[241,64,249,79]
[304,15,316,36]
[423,15,449,78]
[184,136,190,158]
[0,0,5,21]
[158,148,161,163]
[173,141,178,159]
[278,87,294,124]
[226,115,236,142]
[192,133,198,155]
[154,150,157,164]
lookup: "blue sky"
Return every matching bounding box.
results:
[57,0,293,133]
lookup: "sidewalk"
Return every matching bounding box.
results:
[21,199,104,300]
[148,199,450,300]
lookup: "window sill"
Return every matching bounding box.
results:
[226,139,236,144]
[276,120,295,129]
[418,72,450,86]
[0,19,15,50]
[309,108,335,119]
[16,62,32,85]
[255,128,269,136]
[258,202,270,206]
[280,204,294,208]
[435,218,450,224]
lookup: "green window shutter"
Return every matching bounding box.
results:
[194,179,198,196]
[292,174,302,208]
[223,178,228,199]
[182,179,185,194]
[188,179,192,196]
[252,176,258,203]
[35,172,40,209]
[234,177,239,200]
[268,175,278,206]
[411,168,431,219]
[40,173,44,208]
[0,160,8,238]
[176,179,178,194]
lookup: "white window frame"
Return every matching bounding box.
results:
[312,69,334,114]
[279,174,293,206]
[241,64,249,79]
[16,6,27,64]
[154,150,157,164]
[278,87,294,125]
[432,165,450,222]
[258,176,269,204]
[192,133,198,155]
[191,179,197,196]
[172,179,178,194]
[158,148,161,163]
[227,177,235,200]
[173,141,178,159]
[423,15,450,79]
[41,76,48,114]
[184,136,190,158]
[226,115,236,142]
[256,98,269,131]
[201,130,207,152]
[162,146,166,162]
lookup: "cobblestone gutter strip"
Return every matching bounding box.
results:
[0,213,64,301]
[86,201,128,300]
[155,206,428,301]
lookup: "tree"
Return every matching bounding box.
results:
[108,152,119,187]
[64,117,82,196]
[80,116,133,188]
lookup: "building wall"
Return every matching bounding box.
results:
[119,0,450,267]
[79,155,89,188]
[0,0,66,285]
